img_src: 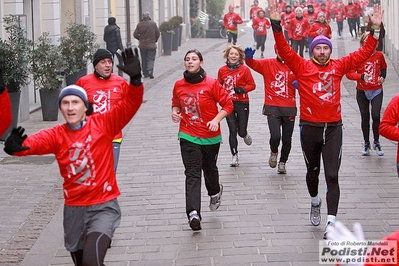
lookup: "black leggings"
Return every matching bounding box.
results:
[227,31,238,45]
[300,124,342,216]
[347,18,358,37]
[267,114,295,163]
[256,35,267,52]
[71,232,111,266]
[226,101,250,155]
[356,89,383,143]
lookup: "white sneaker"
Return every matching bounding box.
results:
[373,141,384,156]
[269,152,278,168]
[277,162,286,174]
[310,198,322,226]
[188,210,201,231]
[230,154,239,167]
[362,142,370,156]
[324,221,335,239]
[243,134,252,146]
[209,184,223,211]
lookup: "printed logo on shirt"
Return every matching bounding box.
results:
[183,92,203,124]
[364,61,377,85]
[223,74,238,99]
[92,90,112,114]
[271,71,290,98]
[312,71,334,103]
[66,135,96,187]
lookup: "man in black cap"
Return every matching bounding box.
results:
[76,48,133,173]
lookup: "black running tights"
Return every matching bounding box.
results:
[70,232,111,266]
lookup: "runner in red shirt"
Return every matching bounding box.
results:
[3,48,144,266]
[218,45,256,167]
[249,0,263,48]
[333,2,346,38]
[281,4,295,44]
[252,9,271,58]
[287,7,310,57]
[346,32,387,156]
[269,3,383,238]
[223,4,243,47]
[172,49,233,231]
[244,45,297,174]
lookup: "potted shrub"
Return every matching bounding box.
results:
[170,15,183,47]
[159,21,174,55]
[0,15,32,139]
[31,32,66,121]
[59,19,98,85]
[190,18,205,38]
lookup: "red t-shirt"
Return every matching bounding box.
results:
[245,57,297,107]
[172,75,233,139]
[77,73,128,141]
[223,12,243,31]
[346,51,387,91]
[251,17,271,36]
[307,21,332,38]
[217,64,256,102]
[15,83,144,206]
[273,28,378,123]
[380,94,399,163]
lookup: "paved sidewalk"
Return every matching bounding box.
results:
[0,22,399,266]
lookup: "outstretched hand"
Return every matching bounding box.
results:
[268,4,281,21]
[117,48,142,86]
[244,47,256,59]
[4,126,30,155]
[369,4,384,28]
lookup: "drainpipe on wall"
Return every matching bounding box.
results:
[125,0,131,47]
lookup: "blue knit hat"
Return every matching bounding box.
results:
[310,35,332,55]
[58,85,88,108]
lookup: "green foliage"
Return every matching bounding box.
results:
[0,15,32,92]
[190,0,199,19]
[31,32,65,90]
[59,18,98,75]
[159,21,174,33]
[170,16,183,28]
[206,0,227,20]
[190,19,205,38]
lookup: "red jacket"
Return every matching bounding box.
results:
[281,11,295,31]
[14,83,144,206]
[273,28,378,123]
[379,94,399,164]
[77,73,129,142]
[217,64,256,102]
[346,51,387,91]
[0,89,12,136]
[223,12,243,32]
[245,57,297,108]
[251,17,271,36]
[172,75,233,140]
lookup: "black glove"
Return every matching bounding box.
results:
[86,102,93,116]
[4,127,30,155]
[234,87,246,94]
[0,68,6,94]
[271,19,282,33]
[117,48,142,86]
[232,21,238,25]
